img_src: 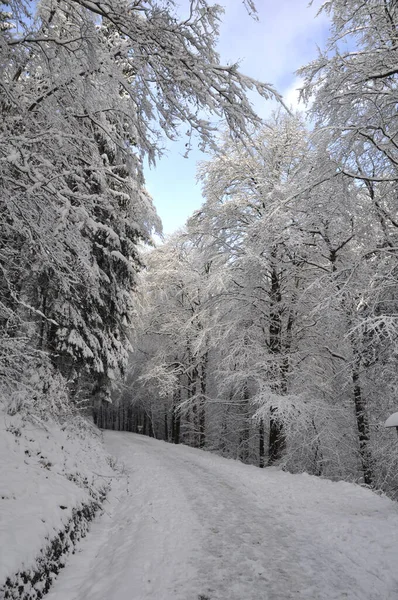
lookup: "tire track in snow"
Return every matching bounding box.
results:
[48,432,398,600]
[153,449,361,600]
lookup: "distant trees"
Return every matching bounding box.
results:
[0,0,280,413]
[124,236,215,447]
[122,99,398,497]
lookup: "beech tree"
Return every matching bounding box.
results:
[190,114,312,465]
[300,0,398,182]
[299,0,398,486]
[299,0,398,351]
[127,236,216,447]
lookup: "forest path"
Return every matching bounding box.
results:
[47,432,398,600]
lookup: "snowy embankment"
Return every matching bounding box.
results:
[0,410,113,600]
[48,432,398,600]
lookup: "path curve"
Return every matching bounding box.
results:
[47,432,398,600]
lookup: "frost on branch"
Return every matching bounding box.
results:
[1,0,281,411]
[299,0,398,181]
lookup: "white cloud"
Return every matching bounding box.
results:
[217,0,329,85]
[282,76,306,113]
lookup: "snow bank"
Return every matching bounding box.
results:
[0,410,113,599]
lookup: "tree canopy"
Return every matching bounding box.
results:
[0,0,280,409]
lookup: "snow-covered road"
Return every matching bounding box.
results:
[47,432,398,600]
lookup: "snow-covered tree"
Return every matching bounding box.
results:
[122,108,398,496]
[0,0,281,410]
[300,0,398,182]
[190,114,312,465]
[126,235,216,447]
[299,0,398,489]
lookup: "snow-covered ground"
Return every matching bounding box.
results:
[47,432,398,600]
[0,410,112,589]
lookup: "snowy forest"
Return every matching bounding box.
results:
[2,0,398,503]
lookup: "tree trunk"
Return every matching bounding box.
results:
[164,411,169,441]
[259,418,265,468]
[171,382,181,444]
[148,415,155,438]
[198,352,208,449]
[188,363,199,447]
[239,384,250,463]
[127,405,133,432]
[312,418,323,476]
[219,405,229,455]
[352,360,373,485]
[268,261,286,465]
[268,406,285,465]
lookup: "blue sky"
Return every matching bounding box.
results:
[144,0,330,236]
